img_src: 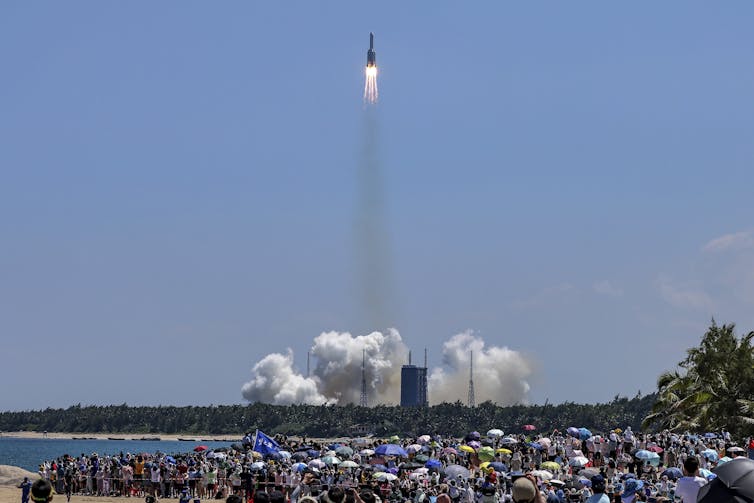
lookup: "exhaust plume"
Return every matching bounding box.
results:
[242,329,533,406]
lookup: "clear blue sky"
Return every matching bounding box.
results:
[2,2,754,411]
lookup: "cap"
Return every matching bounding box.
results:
[512,477,537,503]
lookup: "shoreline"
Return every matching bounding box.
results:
[0,431,241,442]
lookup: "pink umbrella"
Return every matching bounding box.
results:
[442,447,458,456]
[523,425,536,431]
[648,445,664,453]
[194,445,208,452]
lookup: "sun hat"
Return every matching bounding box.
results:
[622,478,644,498]
[512,477,537,502]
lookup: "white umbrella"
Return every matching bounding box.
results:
[501,437,518,445]
[374,473,398,481]
[340,460,359,468]
[418,435,431,444]
[568,456,589,467]
[360,449,375,456]
[531,470,553,480]
[487,429,504,438]
[407,444,423,453]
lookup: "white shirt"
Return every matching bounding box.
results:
[675,476,707,502]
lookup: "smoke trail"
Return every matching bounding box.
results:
[241,330,533,406]
[355,106,393,329]
[428,331,533,405]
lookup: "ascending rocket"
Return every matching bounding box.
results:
[367,32,376,67]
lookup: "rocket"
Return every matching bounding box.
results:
[367,32,376,67]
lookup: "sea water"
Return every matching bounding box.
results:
[0,438,233,472]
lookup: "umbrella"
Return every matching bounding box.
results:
[165,456,176,464]
[415,454,429,463]
[531,470,553,480]
[661,467,683,480]
[541,461,560,471]
[335,446,354,458]
[488,462,508,473]
[698,458,754,503]
[278,451,291,458]
[194,445,208,452]
[538,438,552,448]
[567,427,580,438]
[444,464,470,479]
[523,424,536,431]
[718,457,733,465]
[292,462,308,472]
[360,449,375,456]
[487,429,504,438]
[374,472,398,481]
[417,435,431,444]
[703,449,720,462]
[340,460,359,468]
[634,450,656,460]
[704,432,718,439]
[407,444,423,454]
[371,464,388,472]
[579,468,600,478]
[467,431,481,441]
[375,444,409,457]
[528,442,544,451]
[478,446,495,462]
[307,449,320,458]
[308,459,325,469]
[467,440,481,449]
[568,456,589,467]
[459,445,476,454]
[578,428,592,440]
[549,480,565,487]
[497,448,512,454]
[729,447,746,453]
[291,452,308,461]
[442,447,458,456]
[501,437,518,445]
[250,461,266,470]
[578,478,592,488]
[425,459,442,469]
[322,456,341,465]
[647,445,664,453]
[700,469,717,480]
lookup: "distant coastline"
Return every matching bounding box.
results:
[0,431,240,442]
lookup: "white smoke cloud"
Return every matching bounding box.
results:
[241,349,332,405]
[428,331,532,406]
[241,329,533,406]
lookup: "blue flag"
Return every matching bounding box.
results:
[252,429,281,456]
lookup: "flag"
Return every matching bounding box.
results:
[252,429,281,456]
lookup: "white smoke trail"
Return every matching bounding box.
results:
[364,69,378,104]
[428,331,532,405]
[241,330,533,406]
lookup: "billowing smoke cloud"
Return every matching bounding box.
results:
[242,329,533,406]
[241,349,332,406]
[429,331,532,405]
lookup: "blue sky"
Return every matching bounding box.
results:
[2,2,754,410]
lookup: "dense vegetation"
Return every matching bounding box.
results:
[642,321,754,438]
[0,396,654,438]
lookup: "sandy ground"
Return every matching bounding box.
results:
[0,485,189,502]
[0,432,240,442]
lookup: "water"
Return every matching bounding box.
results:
[0,438,234,472]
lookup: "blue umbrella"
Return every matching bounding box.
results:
[578,428,592,440]
[372,464,388,472]
[375,444,409,457]
[292,462,308,472]
[699,468,717,480]
[661,467,682,480]
[425,459,442,469]
[704,432,718,439]
[165,456,176,464]
[528,442,544,451]
[307,449,320,458]
[489,462,507,472]
[567,427,580,438]
[702,449,719,462]
[634,450,654,460]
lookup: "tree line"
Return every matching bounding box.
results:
[0,396,654,438]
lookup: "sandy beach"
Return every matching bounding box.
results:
[1,431,240,442]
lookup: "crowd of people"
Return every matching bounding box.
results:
[27,426,754,503]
